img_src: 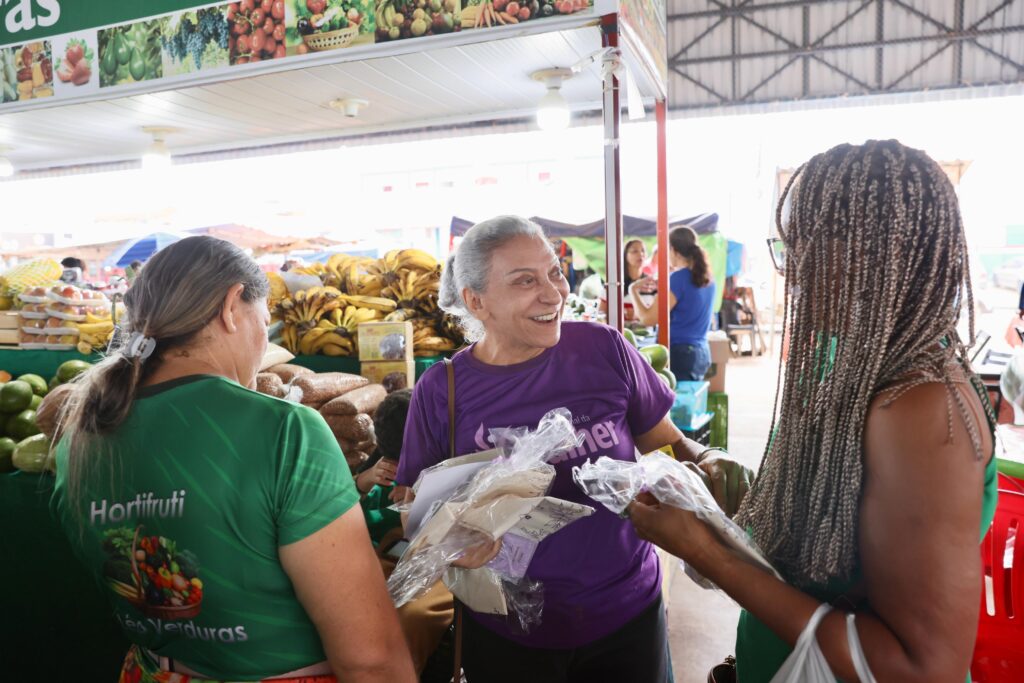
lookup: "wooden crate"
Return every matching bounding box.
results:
[0,313,19,330]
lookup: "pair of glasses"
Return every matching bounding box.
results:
[766,238,786,275]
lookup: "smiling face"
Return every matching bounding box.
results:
[465,235,569,359]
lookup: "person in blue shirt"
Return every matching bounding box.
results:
[630,226,716,380]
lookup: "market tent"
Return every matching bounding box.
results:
[103,233,185,268]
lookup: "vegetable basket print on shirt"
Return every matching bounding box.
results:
[103,526,204,619]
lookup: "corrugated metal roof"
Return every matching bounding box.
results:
[667,0,1024,111]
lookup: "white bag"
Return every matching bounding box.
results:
[770,604,877,683]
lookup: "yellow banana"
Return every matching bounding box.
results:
[396,248,439,272]
[339,295,397,313]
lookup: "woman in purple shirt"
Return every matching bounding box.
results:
[396,216,750,683]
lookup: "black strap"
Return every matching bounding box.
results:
[444,358,463,682]
[445,358,456,459]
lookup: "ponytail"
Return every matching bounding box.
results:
[669,227,711,287]
[60,236,269,521]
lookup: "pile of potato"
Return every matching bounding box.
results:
[257,364,387,470]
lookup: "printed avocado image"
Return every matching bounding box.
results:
[102,526,204,619]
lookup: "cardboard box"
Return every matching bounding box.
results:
[361,360,416,388]
[0,313,19,330]
[357,321,413,361]
[705,334,732,393]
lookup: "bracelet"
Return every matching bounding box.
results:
[696,447,728,462]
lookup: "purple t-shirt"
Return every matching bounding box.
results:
[397,321,675,648]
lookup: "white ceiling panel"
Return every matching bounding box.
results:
[0,26,614,172]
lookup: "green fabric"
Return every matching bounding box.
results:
[565,233,728,312]
[0,350,443,383]
[736,378,999,683]
[51,375,359,680]
[361,483,401,546]
[0,348,99,379]
[0,471,128,682]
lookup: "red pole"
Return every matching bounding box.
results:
[656,100,670,348]
[601,15,624,333]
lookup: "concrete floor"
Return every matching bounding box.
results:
[665,352,779,683]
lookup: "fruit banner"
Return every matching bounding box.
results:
[617,0,666,97]
[0,0,602,111]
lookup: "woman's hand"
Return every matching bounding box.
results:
[695,450,754,517]
[635,275,657,295]
[627,492,725,569]
[452,537,503,570]
[356,458,398,495]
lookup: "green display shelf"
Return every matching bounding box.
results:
[0,348,99,380]
[0,471,128,681]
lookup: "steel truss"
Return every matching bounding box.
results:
[668,0,1024,108]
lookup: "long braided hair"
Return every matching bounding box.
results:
[735,140,984,587]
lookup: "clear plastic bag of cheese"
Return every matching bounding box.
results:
[387,408,594,633]
[571,451,779,591]
[573,453,879,683]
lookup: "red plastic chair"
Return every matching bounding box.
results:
[972,472,1024,682]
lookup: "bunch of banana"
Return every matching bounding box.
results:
[299,305,383,356]
[281,323,300,354]
[293,262,328,278]
[384,269,441,311]
[337,294,396,313]
[384,308,417,323]
[267,272,289,319]
[440,313,465,346]
[369,249,439,295]
[74,319,115,354]
[413,325,456,357]
[277,286,343,330]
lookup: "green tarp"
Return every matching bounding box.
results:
[565,232,729,312]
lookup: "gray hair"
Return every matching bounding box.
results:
[60,236,269,522]
[440,216,550,342]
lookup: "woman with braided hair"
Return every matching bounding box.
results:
[628,140,998,682]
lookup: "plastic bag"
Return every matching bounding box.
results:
[769,605,878,683]
[1001,349,1024,424]
[573,452,779,591]
[387,408,590,633]
[771,604,835,682]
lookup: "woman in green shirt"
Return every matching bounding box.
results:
[51,236,415,683]
[628,141,996,682]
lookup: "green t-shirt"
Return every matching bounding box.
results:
[360,483,401,546]
[51,375,359,680]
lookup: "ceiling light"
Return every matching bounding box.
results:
[141,126,178,171]
[0,146,13,178]
[329,98,370,118]
[531,68,573,132]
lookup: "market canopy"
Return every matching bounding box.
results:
[103,232,184,268]
[450,213,719,239]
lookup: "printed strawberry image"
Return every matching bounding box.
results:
[103,526,204,620]
[56,39,93,86]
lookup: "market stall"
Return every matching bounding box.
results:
[0,1,669,679]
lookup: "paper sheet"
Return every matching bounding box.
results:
[406,450,500,537]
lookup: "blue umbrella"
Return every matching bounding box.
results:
[104,233,184,268]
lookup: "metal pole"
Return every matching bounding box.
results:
[602,17,624,333]
[656,100,670,349]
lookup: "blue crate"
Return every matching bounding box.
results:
[671,380,709,430]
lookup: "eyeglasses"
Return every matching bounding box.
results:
[766,238,786,275]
